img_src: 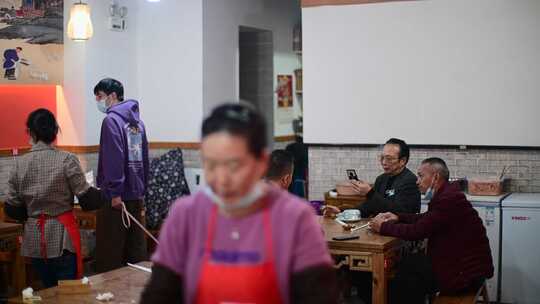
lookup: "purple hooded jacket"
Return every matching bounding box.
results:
[97,99,149,201]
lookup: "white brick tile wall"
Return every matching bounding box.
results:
[3,144,539,203]
[308,146,540,201]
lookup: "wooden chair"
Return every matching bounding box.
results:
[432,281,489,304]
[0,225,26,297]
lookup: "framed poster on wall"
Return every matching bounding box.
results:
[277,74,293,108]
[0,0,63,84]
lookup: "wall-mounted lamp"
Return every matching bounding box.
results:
[109,0,128,31]
[67,1,94,41]
[110,1,128,18]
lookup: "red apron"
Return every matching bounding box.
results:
[37,210,83,279]
[194,204,284,304]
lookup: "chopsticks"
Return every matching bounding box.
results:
[335,218,370,232]
[351,223,370,232]
[127,263,152,273]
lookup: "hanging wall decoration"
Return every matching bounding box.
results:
[277,74,293,108]
[0,0,63,84]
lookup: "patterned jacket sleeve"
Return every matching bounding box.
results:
[6,161,23,207]
[64,153,90,196]
[5,161,27,221]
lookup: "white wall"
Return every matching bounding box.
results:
[58,36,87,145]
[203,0,301,136]
[59,0,203,145]
[303,0,540,146]
[136,0,203,142]
[59,0,297,145]
[85,0,139,144]
[274,52,302,136]
[59,0,139,145]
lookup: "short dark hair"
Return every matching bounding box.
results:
[266,150,294,180]
[16,47,22,51]
[386,138,410,164]
[421,157,450,181]
[202,103,267,157]
[93,78,124,101]
[26,108,59,144]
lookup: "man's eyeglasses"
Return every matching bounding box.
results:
[379,155,400,163]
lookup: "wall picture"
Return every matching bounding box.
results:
[277,74,293,108]
[0,0,63,84]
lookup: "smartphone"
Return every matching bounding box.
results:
[332,234,360,241]
[346,169,359,181]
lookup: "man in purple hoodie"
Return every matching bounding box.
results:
[93,78,150,273]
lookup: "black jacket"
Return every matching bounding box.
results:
[359,167,420,217]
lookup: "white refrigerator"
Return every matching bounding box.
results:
[501,193,540,304]
[421,193,505,302]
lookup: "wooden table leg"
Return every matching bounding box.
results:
[12,239,25,294]
[372,252,388,304]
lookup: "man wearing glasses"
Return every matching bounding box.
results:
[324,138,421,303]
[353,138,420,218]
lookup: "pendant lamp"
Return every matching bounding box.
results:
[67,2,94,41]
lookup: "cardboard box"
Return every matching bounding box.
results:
[468,179,504,196]
[336,181,357,196]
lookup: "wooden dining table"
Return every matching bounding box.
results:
[8,261,152,304]
[320,216,403,304]
[3,207,400,303]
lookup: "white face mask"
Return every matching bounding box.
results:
[204,182,265,212]
[96,97,109,113]
[424,175,438,202]
[424,186,434,201]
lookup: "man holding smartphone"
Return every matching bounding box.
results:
[354,138,420,217]
[327,138,420,218]
[327,138,421,304]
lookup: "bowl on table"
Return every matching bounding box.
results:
[337,209,361,223]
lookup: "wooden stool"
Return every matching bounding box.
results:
[433,281,489,304]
